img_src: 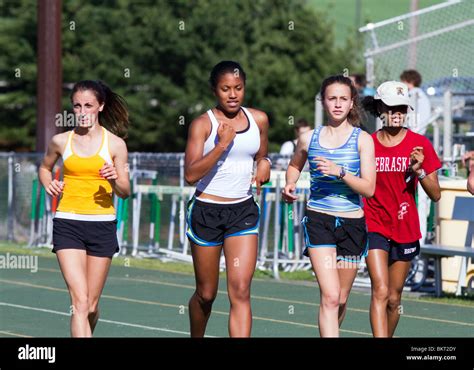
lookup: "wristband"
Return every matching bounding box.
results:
[258,156,272,166]
[338,166,346,180]
[417,169,426,180]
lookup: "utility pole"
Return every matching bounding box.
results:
[36,0,62,153]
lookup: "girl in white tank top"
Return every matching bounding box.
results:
[184,61,271,338]
[196,107,260,199]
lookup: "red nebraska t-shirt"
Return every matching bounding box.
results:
[363,129,441,243]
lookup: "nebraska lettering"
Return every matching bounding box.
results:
[376,157,409,172]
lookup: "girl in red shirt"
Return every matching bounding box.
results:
[362,81,441,337]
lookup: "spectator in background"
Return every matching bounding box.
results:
[350,73,376,98]
[400,70,433,246]
[280,118,311,156]
[350,73,375,133]
[400,70,432,135]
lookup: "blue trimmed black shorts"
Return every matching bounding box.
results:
[186,197,260,246]
[302,209,368,263]
[368,232,420,261]
[52,218,119,258]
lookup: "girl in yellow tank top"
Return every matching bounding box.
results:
[39,80,130,337]
[56,126,115,217]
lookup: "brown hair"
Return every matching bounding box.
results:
[71,80,129,139]
[294,118,310,130]
[400,69,422,87]
[320,75,361,126]
[361,96,379,117]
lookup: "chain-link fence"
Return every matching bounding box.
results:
[0,152,298,259]
[359,0,474,167]
[1,151,439,288]
[359,0,474,89]
[1,152,316,275]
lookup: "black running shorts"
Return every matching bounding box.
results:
[186,197,260,246]
[52,218,119,258]
[302,209,368,263]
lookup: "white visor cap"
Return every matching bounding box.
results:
[374,81,413,109]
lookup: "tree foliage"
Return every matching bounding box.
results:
[0,0,359,152]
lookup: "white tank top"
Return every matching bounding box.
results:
[196,107,260,198]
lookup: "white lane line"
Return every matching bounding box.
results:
[0,330,32,338]
[0,302,213,337]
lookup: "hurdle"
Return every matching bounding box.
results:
[27,177,38,247]
[28,172,53,248]
[130,184,194,261]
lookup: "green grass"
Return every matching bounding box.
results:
[307,0,445,47]
[414,294,474,307]
[2,242,473,306]
[0,242,314,280]
[0,242,196,275]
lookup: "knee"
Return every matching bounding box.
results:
[228,282,251,304]
[71,295,89,316]
[339,290,351,307]
[321,291,340,310]
[387,293,402,312]
[194,288,217,306]
[372,284,389,303]
[88,299,99,316]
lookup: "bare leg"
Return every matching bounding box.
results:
[337,260,358,327]
[308,247,340,337]
[223,235,258,337]
[188,242,222,337]
[56,249,91,337]
[387,260,411,337]
[86,255,112,334]
[366,249,390,337]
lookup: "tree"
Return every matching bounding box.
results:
[0,0,359,152]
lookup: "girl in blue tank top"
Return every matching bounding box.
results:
[307,125,362,212]
[282,75,376,337]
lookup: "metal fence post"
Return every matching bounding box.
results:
[443,90,452,162]
[7,153,14,242]
[273,175,281,280]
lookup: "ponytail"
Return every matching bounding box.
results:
[361,95,381,118]
[96,81,129,139]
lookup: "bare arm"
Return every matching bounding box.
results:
[184,115,234,185]
[419,171,441,201]
[411,146,441,201]
[250,109,271,195]
[314,131,376,198]
[462,151,474,195]
[282,130,311,202]
[343,131,376,198]
[101,136,131,199]
[39,134,66,197]
[469,160,474,195]
[469,170,474,195]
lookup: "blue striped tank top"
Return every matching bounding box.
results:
[307,126,362,212]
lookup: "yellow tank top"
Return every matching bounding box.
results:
[56,127,115,217]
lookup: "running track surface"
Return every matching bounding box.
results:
[1,256,473,338]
